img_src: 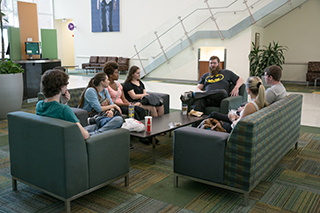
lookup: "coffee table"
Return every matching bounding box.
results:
[130,111,207,164]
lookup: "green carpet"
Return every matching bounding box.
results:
[1,104,320,212]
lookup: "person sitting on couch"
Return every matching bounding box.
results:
[78,72,123,135]
[264,65,287,104]
[36,69,90,139]
[206,76,268,133]
[123,65,164,117]
[104,61,145,120]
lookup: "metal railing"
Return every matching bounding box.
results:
[132,0,273,75]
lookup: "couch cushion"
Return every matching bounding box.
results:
[68,88,85,108]
[98,56,108,64]
[107,57,118,63]
[308,62,320,72]
[89,56,99,63]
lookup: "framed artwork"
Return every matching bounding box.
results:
[255,33,260,48]
[91,0,120,32]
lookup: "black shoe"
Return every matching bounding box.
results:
[130,143,134,149]
[87,117,96,125]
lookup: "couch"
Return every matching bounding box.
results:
[63,87,170,126]
[306,61,320,88]
[7,111,130,213]
[183,83,247,115]
[82,56,130,72]
[173,94,303,206]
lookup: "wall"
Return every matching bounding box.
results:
[53,0,199,66]
[263,0,320,82]
[55,19,75,66]
[146,27,252,82]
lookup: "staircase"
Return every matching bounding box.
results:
[131,0,309,78]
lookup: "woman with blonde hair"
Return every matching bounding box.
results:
[206,76,268,133]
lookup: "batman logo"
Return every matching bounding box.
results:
[205,74,224,83]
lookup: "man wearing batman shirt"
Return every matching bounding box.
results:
[193,56,244,113]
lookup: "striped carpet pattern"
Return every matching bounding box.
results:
[0,103,320,212]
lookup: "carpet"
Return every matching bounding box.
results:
[0,109,320,212]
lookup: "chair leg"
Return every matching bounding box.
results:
[243,192,249,206]
[65,200,71,213]
[12,178,17,191]
[174,174,178,187]
[295,142,298,150]
[125,174,129,187]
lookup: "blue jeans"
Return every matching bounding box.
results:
[84,116,123,136]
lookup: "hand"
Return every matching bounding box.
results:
[134,102,141,107]
[228,112,239,122]
[61,90,70,105]
[230,87,239,97]
[237,106,244,113]
[106,110,113,118]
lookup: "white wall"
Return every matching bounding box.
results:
[263,0,320,82]
[53,0,199,66]
[146,27,252,82]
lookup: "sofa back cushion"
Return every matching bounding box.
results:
[98,56,108,64]
[68,87,85,108]
[89,56,99,63]
[308,62,320,72]
[107,57,118,63]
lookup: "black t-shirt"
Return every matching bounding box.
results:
[123,81,145,102]
[198,70,239,93]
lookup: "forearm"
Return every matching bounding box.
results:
[234,77,244,90]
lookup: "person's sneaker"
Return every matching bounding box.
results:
[180,91,194,102]
[87,117,96,125]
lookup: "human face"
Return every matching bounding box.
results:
[264,72,271,85]
[111,69,119,80]
[209,59,219,69]
[101,76,110,88]
[132,69,141,80]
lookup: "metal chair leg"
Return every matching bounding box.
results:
[12,178,17,191]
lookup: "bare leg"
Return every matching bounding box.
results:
[156,105,164,116]
[140,105,158,117]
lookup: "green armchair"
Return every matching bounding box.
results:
[7,111,130,213]
[183,83,247,115]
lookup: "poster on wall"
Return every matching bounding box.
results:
[91,0,120,32]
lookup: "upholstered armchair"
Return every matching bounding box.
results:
[7,111,130,213]
[306,61,320,87]
[183,83,247,115]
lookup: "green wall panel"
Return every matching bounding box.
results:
[8,27,22,61]
[41,29,58,59]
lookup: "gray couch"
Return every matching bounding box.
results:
[7,111,130,213]
[173,94,303,206]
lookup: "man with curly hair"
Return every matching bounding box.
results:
[36,69,90,139]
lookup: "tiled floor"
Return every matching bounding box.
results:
[68,75,320,128]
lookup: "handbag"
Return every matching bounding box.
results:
[197,118,226,132]
[141,94,163,106]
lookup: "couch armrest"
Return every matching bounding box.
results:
[174,126,229,184]
[148,92,170,114]
[71,107,88,127]
[219,96,244,114]
[85,128,130,188]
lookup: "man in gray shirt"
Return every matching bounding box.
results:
[263,65,287,104]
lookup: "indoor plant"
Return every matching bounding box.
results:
[0,6,25,119]
[249,41,288,77]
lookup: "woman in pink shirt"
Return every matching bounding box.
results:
[104,62,145,120]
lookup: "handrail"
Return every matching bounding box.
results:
[131,0,264,59]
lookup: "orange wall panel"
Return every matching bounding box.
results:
[18,2,40,60]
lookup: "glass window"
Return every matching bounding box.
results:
[38,14,53,29]
[1,0,13,11]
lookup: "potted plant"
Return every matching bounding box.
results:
[0,7,25,119]
[249,41,288,77]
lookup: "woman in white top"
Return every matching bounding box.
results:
[208,76,268,133]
